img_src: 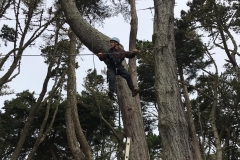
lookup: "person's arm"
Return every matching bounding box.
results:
[125,49,139,58]
[97,52,107,61]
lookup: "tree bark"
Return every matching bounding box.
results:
[153,0,193,159]
[60,0,150,159]
[179,67,202,160]
[65,29,90,160]
[128,0,142,111]
[71,39,93,159]
[206,49,222,160]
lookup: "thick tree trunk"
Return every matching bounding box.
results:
[153,0,193,159]
[65,30,90,160]
[116,79,150,159]
[60,0,150,159]
[179,67,202,160]
[60,0,109,54]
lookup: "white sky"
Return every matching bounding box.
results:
[0,0,230,107]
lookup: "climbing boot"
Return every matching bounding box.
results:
[108,91,115,100]
[132,88,140,97]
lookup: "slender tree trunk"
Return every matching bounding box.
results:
[65,29,90,160]
[128,0,140,104]
[68,31,93,159]
[153,0,193,159]
[210,75,222,160]
[11,20,60,160]
[205,45,222,160]
[179,67,202,160]
[11,60,55,160]
[60,0,150,159]
[47,143,58,160]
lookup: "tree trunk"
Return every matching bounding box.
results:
[153,0,193,159]
[11,59,56,160]
[210,75,222,160]
[11,19,60,160]
[65,29,90,160]
[179,67,202,160]
[60,0,150,159]
[128,0,142,111]
[47,143,58,160]
[205,45,222,160]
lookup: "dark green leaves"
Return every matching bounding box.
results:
[0,25,16,46]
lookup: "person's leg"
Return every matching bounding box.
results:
[117,68,134,91]
[107,69,116,99]
[118,67,140,97]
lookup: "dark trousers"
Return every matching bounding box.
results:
[107,67,134,93]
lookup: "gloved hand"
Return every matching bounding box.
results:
[132,49,139,54]
[97,52,103,57]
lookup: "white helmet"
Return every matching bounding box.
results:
[110,37,120,44]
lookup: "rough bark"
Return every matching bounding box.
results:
[153,0,193,159]
[60,0,109,54]
[210,75,222,160]
[206,49,222,160]
[179,67,202,160]
[128,0,142,111]
[71,38,93,159]
[115,78,150,160]
[65,30,89,160]
[60,0,150,159]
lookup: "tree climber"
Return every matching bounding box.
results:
[97,37,139,100]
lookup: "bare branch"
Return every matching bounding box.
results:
[100,114,122,142]
[178,80,214,100]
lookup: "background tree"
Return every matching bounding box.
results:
[0,0,55,88]
[185,0,240,81]
[0,0,12,18]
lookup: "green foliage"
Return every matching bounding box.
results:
[0,91,72,159]
[22,0,44,11]
[41,39,70,64]
[136,40,156,103]
[147,133,161,160]
[0,91,36,159]
[175,18,211,82]
[186,0,240,34]
[79,69,116,140]
[191,72,240,159]
[75,0,112,23]
[0,25,16,46]
[78,69,119,159]
[74,0,131,23]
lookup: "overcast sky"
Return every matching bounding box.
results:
[1,0,226,108]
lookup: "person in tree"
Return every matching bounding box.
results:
[97,37,139,100]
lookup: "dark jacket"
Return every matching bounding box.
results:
[98,47,136,69]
